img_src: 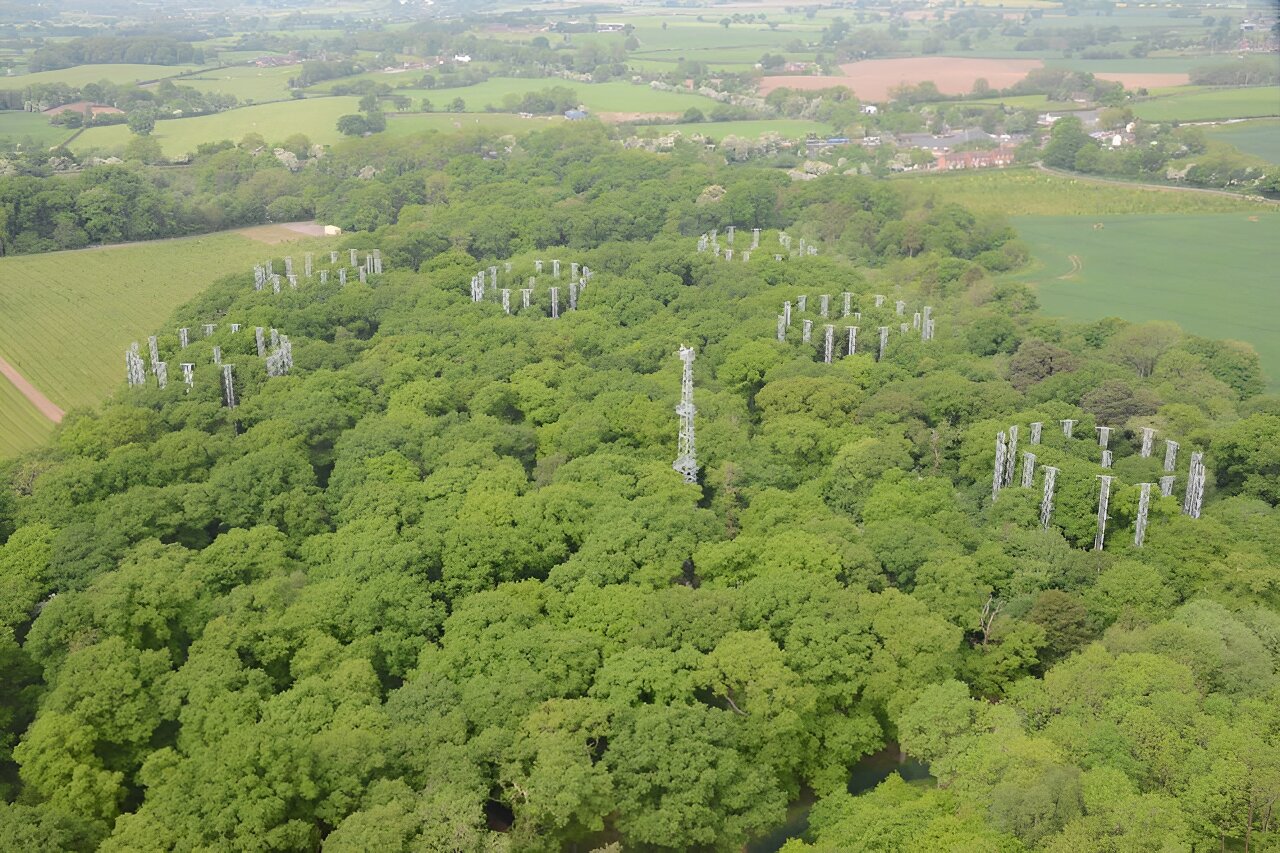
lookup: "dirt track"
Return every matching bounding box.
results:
[0,355,64,423]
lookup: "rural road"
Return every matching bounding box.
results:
[1035,164,1280,205]
[0,356,64,423]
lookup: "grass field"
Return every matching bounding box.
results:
[0,111,73,149]
[180,64,298,103]
[1132,86,1280,122]
[385,112,566,136]
[635,119,833,140]
[381,78,721,115]
[1012,213,1280,389]
[1207,119,1280,164]
[0,230,330,421]
[71,96,361,156]
[894,168,1271,216]
[0,377,53,459]
[2,63,206,88]
[1044,56,1212,74]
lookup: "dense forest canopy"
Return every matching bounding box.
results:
[1,126,1278,852]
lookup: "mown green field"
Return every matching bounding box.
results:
[0,111,73,148]
[1132,86,1280,121]
[1012,213,1280,388]
[895,167,1269,215]
[0,377,53,459]
[2,63,206,87]
[0,230,329,417]
[180,64,298,103]
[635,119,833,140]
[1207,119,1280,164]
[71,96,361,156]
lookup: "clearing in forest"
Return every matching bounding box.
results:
[1011,213,1280,388]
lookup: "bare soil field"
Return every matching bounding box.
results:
[237,221,329,244]
[1093,72,1191,89]
[758,57,1043,100]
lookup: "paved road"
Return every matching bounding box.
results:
[0,355,64,423]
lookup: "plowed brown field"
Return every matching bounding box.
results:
[759,57,1043,100]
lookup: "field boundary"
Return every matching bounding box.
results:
[0,355,63,423]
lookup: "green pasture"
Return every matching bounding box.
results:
[937,94,1084,111]
[385,112,565,136]
[626,59,762,74]
[1,63,206,88]
[894,167,1268,215]
[634,119,833,140]
[1133,86,1280,121]
[71,96,361,156]
[0,111,73,148]
[1206,119,1280,164]
[382,78,721,115]
[1012,213,1280,389]
[180,64,298,103]
[0,230,331,420]
[0,377,52,460]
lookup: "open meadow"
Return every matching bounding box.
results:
[1132,86,1280,122]
[179,64,298,104]
[634,118,833,140]
[1207,119,1280,164]
[2,63,206,88]
[385,111,565,136]
[70,96,362,156]
[0,111,73,149]
[0,375,53,459]
[1011,213,1280,388]
[0,229,331,426]
[894,168,1268,216]
[349,78,723,117]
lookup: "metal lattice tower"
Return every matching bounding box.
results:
[1003,425,1019,488]
[1134,482,1153,547]
[1183,451,1205,518]
[1020,452,1036,488]
[1094,475,1113,551]
[673,347,698,485]
[222,365,237,409]
[1140,427,1155,457]
[992,431,1008,503]
[1040,466,1059,530]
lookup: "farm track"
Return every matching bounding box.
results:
[1059,254,1083,279]
[0,355,63,423]
[1035,164,1280,205]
